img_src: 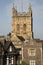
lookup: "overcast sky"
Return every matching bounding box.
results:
[0,0,43,40]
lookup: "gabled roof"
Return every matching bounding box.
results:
[4,41,11,50]
[3,41,20,55]
[4,41,16,51]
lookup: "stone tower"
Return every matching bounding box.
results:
[11,2,33,43]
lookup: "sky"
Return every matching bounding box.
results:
[0,0,43,40]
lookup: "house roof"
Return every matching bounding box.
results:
[4,41,20,55]
[4,41,16,51]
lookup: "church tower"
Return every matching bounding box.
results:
[11,1,33,43]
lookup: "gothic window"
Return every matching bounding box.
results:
[29,60,35,65]
[23,24,26,34]
[17,24,20,33]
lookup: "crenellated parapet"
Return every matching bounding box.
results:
[12,3,32,17]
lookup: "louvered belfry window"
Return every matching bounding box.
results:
[23,24,26,34]
[17,24,20,34]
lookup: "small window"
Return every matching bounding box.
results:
[9,46,12,52]
[23,24,26,34]
[19,51,22,54]
[30,60,35,65]
[11,57,13,64]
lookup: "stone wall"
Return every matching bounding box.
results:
[22,39,42,65]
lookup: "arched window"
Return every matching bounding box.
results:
[9,46,12,52]
[17,24,20,34]
[23,24,26,34]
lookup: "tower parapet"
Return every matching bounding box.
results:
[27,3,32,16]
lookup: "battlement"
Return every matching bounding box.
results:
[12,4,32,17]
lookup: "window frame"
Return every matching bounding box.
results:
[28,48,36,56]
[29,60,36,65]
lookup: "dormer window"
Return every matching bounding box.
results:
[9,46,12,52]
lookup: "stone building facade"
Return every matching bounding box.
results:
[22,39,42,65]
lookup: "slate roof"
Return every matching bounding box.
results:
[0,40,15,50]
